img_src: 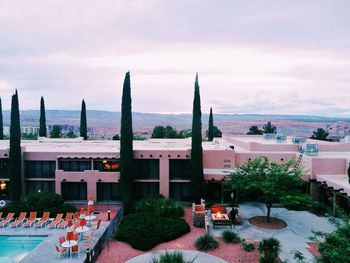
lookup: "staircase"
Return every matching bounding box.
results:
[294,153,304,169]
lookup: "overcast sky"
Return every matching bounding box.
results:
[0,0,349,116]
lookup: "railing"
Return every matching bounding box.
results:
[84,206,124,263]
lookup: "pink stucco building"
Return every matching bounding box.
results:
[0,135,349,206]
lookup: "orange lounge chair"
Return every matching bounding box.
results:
[0,213,15,227]
[35,212,50,228]
[58,213,73,228]
[59,236,65,245]
[23,212,37,227]
[10,212,27,227]
[48,213,64,228]
[0,212,3,220]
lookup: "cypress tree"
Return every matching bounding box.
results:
[0,97,3,140]
[80,99,87,140]
[9,90,22,201]
[120,72,134,203]
[39,96,47,137]
[190,73,206,202]
[208,107,214,141]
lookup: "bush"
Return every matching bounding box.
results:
[135,197,184,218]
[22,192,64,214]
[241,239,255,252]
[48,203,76,217]
[195,233,219,251]
[222,230,241,243]
[115,213,190,251]
[150,251,195,263]
[0,204,24,217]
[258,237,281,263]
[280,194,318,211]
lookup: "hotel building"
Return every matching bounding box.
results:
[0,135,349,208]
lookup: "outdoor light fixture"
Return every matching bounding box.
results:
[108,209,111,221]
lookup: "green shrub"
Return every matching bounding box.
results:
[258,237,281,263]
[115,213,190,251]
[280,194,318,211]
[241,239,255,252]
[48,203,76,217]
[0,204,24,217]
[195,233,219,251]
[150,251,195,263]
[22,192,64,215]
[222,230,241,243]
[135,197,184,218]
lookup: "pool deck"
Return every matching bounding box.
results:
[0,206,119,263]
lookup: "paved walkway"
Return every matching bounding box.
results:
[209,202,334,263]
[125,249,228,263]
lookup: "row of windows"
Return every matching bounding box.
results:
[25,161,56,178]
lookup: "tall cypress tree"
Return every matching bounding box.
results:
[0,97,4,140]
[190,73,206,202]
[120,72,134,203]
[9,90,22,201]
[39,96,47,137]
[80,99,87,140]
[208,107,214,141]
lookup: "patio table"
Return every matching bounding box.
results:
[61,240,77,258]
[75,226,90,240]
[85,215,96,227]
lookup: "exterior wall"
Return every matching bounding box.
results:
[309,158,347,179]
[235,152,297,166]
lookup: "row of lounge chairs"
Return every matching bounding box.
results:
[0,212,79,228]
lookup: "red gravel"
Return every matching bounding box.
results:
[97,207,260,263]
[249,216,287,229]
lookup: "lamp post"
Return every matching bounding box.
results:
[107,209,111,221]
[230,192,234,206]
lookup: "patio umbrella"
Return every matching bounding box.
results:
[79,207,86,219]
[80,217,87,227]
[88,195,94,215]
[66,220,74,243]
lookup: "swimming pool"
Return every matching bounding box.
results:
[0,235,47,263]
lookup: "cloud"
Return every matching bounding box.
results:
[0,0,349,117]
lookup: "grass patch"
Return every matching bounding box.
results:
[222,230,241,243]
[195,233,219,251]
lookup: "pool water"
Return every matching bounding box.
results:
[0,235,47,263]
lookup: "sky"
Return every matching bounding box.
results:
[0,0,349,117]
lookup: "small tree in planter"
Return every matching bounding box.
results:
[258,237,281,263]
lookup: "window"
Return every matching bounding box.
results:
[94,159,120,172]
[170,182,191,201]
[0,180,9,199]
[133,159,159,179]
[169,160,191,180]
[134,182,159,199]
[25,161,56,178]
[59,160,91,172]
[26,181,55,194]
[61,182,87,200]
[97,183,121,201]
[0,159,8,179]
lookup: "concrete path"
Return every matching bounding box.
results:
[209,202,334,263]
[126,249,228,263]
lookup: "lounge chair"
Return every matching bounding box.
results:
[48,213,64,228]
[55,245,67,259]
[23,212,37,227]
[10,212,27,227]
[91,219,101,232]
[35,212,50,228]
[0,212,3,221]
[58,213,73,229]
[0,213,15,227]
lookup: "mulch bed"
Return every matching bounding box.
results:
[249,216,287,229]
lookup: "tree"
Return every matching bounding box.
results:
[80,99,87,140]
[9,90,22,201]
[151,125,165,138]
[120,72,134,203]
[22,133,38,140]
[39,96,47,137]
[228,156,303,223]
[311,128,329,141]
[262,121,277,134]
[50,125,62,138]
[348,163,350,184]
[151,125,191,139]
[112,134,120,140]
[178,129,191,138]
[191,73,206,202]
[258,237,281,263]
[66,131,77,138]
[207,108,214,141]
[247,125,263,135]
[313,210,350,263]
[0,97,3,140]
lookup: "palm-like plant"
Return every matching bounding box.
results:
[258,237,281,263]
